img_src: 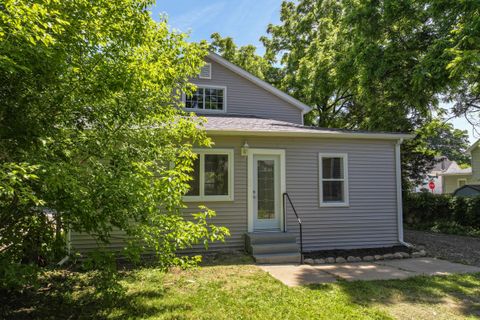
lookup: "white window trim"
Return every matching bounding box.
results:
[318,153,349,207]
[199,63,212,79]
[183,148,234,202]
[457,178,467,187]
[182,85,227,114]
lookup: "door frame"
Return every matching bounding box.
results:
[247,148,286,232]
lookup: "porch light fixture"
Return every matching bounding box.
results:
[241,141,249,156]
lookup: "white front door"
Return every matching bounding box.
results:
[252,154,282,231]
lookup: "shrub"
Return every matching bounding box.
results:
[404,192,480,233]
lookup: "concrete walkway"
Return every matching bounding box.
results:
[259,258,480,286]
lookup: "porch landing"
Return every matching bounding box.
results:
[259,257,480,286]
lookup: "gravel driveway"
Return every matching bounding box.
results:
[405,229,480,267]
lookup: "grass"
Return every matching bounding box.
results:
[2,253,480,319]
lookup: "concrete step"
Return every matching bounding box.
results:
[254,252,302,264]
[250,242,299,255]
[246,232,297,246]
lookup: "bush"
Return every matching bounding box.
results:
[404,192,480,234]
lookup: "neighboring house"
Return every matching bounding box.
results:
[438,162,472,194]
[437,140,480,194]
[69,53,413,263]
[415,157,452,194]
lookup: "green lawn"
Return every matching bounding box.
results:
[2,253,480,319]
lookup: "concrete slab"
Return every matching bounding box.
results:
[258,264,337,286]
[376,257,480,276]
[258,258,480,286]
[314,262,418,281]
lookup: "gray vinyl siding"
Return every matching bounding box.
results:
[69,135,400,253]
[69,228,127,253]
[184,136,400,251]
[190,58,304,124]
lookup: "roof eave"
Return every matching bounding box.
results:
[207,52,312,114]
[206,129,414,140]
[466,139,480,154]
[438,172,472,176]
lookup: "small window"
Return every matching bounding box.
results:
[185,149,234,201]
[199,63,211,79]
[184,86,226,112]
[458,179,466,187]
[319,153,349,207]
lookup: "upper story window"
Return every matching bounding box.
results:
[184,86,226,112]
[319,153,349,207]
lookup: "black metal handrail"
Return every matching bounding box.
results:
[283,192,303,264]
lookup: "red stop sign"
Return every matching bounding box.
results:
[428,181,435,190]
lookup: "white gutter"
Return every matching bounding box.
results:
[207,129,415,141]
[395,138,412,247]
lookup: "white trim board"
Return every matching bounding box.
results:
[247,149,286,233]
[318,153,349,207]
[182,84,227,114]
[183,148,234,202]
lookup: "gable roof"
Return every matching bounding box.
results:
[203,114,413,140]
[438,161,472,176]
[466,138,480,154]
[207,52,312,115]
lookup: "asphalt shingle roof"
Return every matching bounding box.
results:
[202,114,412,140]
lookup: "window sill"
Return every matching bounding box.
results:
[319,202,349,208]
[183,195,234,202]
[183,108,226,114]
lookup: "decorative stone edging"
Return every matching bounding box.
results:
[304,250,427,265]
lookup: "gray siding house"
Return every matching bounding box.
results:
[70,53,412,263]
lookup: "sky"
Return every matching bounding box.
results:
[152,0,477,143]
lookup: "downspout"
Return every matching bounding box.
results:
[395,138,413,247]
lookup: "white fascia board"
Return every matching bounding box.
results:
[207,52,312,114]
[206,129,415,141]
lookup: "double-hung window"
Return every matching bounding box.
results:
[184,149,234,202]
[319,153,349,207]
[184,86,226,112]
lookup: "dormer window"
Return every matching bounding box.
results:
[199,63,211,79]
[184,86,226,112]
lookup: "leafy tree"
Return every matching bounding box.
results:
[0,0,229,270]
[416,120,471,165]
[209,33,282,87]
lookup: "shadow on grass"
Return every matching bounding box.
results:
[1,252,254,320]
[306,272,480,318]
[0,269,187,320]
[200,250,254,267]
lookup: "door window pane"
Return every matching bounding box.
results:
[204,154,228,195]
[257,160,275,219]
